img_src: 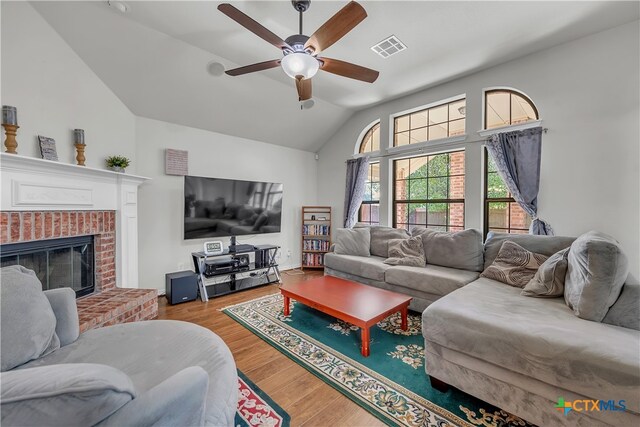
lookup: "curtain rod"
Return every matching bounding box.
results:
[346,128,549,162]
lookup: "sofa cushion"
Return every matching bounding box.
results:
[334,228,370,257]
[1,363,136,426]
[602,283,640,330]
[483,232,574,270]
[384,236,425,267]
[521,248,569,297]
[412,227,483,272]
[422,278,640,413]
[324,253,390,281]
[366,226,410,258]
[565,231,629,322]
[0,266,60,372]
[480,241,548,288]
[385,264,479,297]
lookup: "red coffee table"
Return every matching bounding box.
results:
[280,275,412,357]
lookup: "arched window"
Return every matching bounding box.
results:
[359,122,380,153]
[484,89,538,130]
[357,122,380,224]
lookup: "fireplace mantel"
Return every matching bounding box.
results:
[0,153,150,288]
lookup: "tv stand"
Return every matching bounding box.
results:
[192,245,280,302]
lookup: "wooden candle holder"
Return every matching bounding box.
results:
[75,143,86,166]
[2,124,19,154]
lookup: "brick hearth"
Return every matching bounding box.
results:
[1,210,157,332]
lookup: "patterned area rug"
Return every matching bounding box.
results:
[236,369,290,427]
[224,294,535,427]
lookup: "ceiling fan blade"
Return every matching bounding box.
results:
[295,77,312,101]
[218,3,292,51]
[319,57,379,83]
[304,1,367,54]
[225,59,282,76]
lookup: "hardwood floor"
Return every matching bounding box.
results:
[157,270,385,427]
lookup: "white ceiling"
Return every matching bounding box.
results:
[30,1,640,151]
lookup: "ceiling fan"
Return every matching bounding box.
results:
[218,0,379,102]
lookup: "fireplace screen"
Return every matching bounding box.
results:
[1,235,95,297]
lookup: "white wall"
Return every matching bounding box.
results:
[0,2,136,171]
[317,21,640,282]
[135,117,318,292]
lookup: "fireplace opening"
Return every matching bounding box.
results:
[1,235,95,297]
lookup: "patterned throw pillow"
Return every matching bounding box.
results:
[384,236,426,267]
[480,240,548,288]
[521,248,569,297]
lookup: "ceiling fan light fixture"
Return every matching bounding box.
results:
[281,52,319,80]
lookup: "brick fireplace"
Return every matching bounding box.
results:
[0,154,157,333]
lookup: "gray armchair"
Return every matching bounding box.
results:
[0,265,237,426]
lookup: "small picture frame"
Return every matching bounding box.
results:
[38,136,58,161]
[317,216,327,220]
[311,215,316,220]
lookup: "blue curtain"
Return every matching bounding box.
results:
[343,156,370,228]
[486,127,553,235]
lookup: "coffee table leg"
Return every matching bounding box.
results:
[401,305,408,331]
[283,295,290,316]
[361,327,370,357]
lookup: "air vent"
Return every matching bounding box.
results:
[371,35,406,58]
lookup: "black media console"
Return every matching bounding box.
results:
[191,244,280,301]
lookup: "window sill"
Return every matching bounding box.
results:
[477,120,543,137]
[353,150,381,159]
[386,135,467,155]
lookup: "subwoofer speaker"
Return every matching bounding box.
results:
[165,271,198,305]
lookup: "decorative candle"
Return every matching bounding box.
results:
[2,106,17,126]
[74,129,85,145]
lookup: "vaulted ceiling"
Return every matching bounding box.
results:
[31,1,639,151]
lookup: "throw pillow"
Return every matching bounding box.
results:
[1,265,60,372]
[384,236,426,267]
[0,363,136,426]
[521,248,569,298]
[366,226,410,258]
[480,241,548,288]
[334,228,370,257]
[411,227,484,272]
[564,231,629,322]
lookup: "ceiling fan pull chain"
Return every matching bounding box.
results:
[299,9,303,35]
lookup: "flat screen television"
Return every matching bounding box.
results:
[184,175,283,240]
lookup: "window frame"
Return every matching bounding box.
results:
[392,150,465,232]
[355,120,381,156]
[358,161,380,225]
[388,94,467,154]
[483,148,531,238]
[483,88,539,131]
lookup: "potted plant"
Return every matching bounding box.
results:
[106,155,131,173]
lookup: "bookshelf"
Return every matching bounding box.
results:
[301,206,332,269]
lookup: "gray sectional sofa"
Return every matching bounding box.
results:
[324,226,640,427]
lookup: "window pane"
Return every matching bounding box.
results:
[371,182,380,201]
[429,105,448,125]
[449,118,465,137]
[396,204,408,224]
[448,203,465,227]
[409,156,428,177]
[360,136,372,153]
[509,202,532,230]
[395,131,410,147]
[487,153,498,173]
[450,151,465,175]
[395,180,409,201]
[359,204,370,222]
[450,174,464,199]
[449,100,466,121]
[371,124,380,151]
[370,203,380,225]
[427,203,447,226]
[428,154,449,176]
[486,91,510,129]
[409,127,427,144]
[410,111,428,129]
[409,178,428,200]
[428,124,448,140]
[488,202,509,228]
[370,162,380,181]
[511,94,537,125]
[397,223,409,231]
[395,116,409,133]
[487,172,509,198]
[395,159,410,179]
[408,203,426,225]
[428,177,448,199]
